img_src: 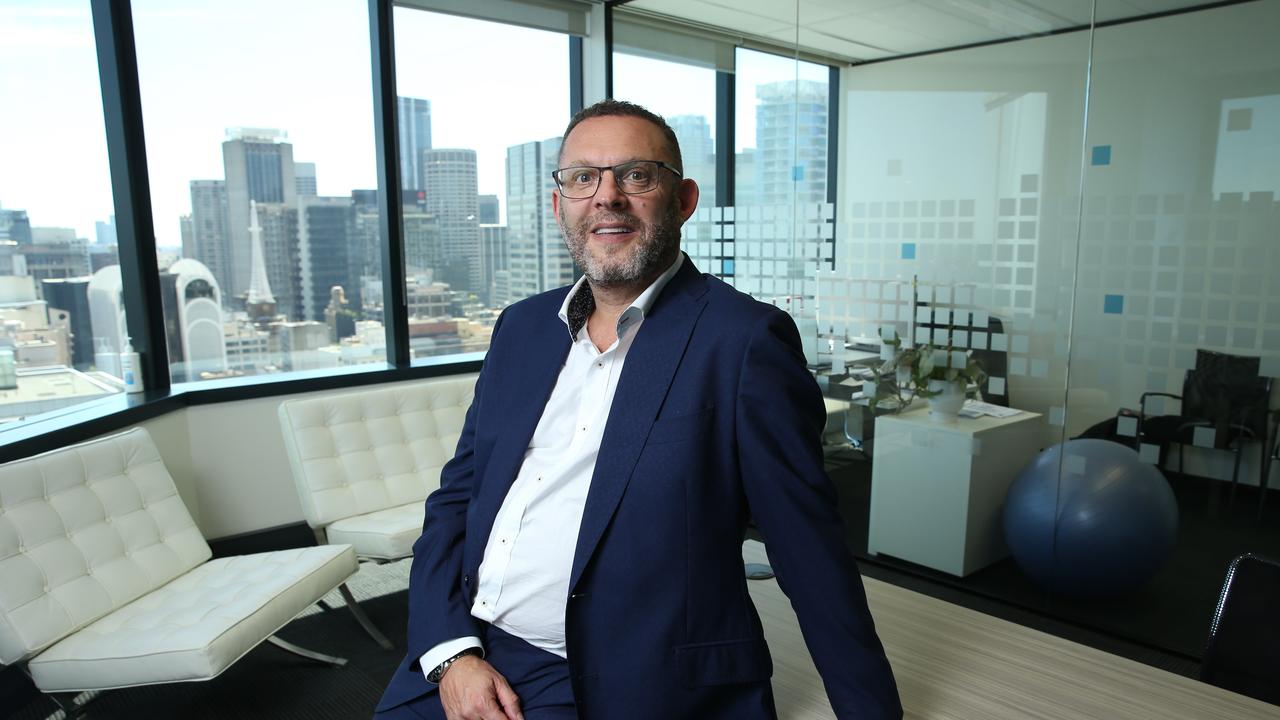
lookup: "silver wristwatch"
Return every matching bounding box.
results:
[427,647,483,683]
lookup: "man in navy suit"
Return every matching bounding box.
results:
[376,100,901,720]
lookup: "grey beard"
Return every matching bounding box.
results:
[561,202,681,288]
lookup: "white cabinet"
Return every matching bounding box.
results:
[868,407,1044,576]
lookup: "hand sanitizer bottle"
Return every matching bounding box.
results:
[120,339,144,394]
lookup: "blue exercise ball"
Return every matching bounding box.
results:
[1004,439,1178,598]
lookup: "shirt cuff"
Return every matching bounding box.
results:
[420,636,484,684]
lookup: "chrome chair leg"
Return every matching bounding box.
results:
[267,635,348,667]
[339,582,394,649]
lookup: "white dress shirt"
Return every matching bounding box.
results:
[420,255,684,680]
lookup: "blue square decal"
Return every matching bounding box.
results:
[1104,294,1124,314]
[901,243,916,260]
[792,165,804,182]
[722,258,735,276]
[1092,145,1111,166]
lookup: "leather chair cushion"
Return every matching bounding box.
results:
[278,375,477,530]
[326,502,425,560]
[27,544,356,692]
[0,428,211,665]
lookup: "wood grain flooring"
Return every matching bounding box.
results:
[743,541,1280,719]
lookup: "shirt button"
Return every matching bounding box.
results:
[596,362,603,368]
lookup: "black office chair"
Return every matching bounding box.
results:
[1135,349,1271,505]
[1200,553,1280,705]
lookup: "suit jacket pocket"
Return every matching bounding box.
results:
[674,637,773,687]
[647,405,715,445]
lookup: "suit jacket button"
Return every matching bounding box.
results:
[463,575,471,584]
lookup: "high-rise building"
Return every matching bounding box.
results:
[403,208,442,278]
[295,162,318,197]
[0,206,32,245]
[94,216,117,246]
[398,96,432,191]
[41,276,94,370]
[755,80,828,207]
[189,179,231,294]
[19,232,90,290]
[297,196,355,323]
[223,128,297,299]
[505,137,573,303]
[159,259,228,382]
[479,224,508,306]
[179,214,194,258]
[423,149,480,294]
[669,115,716,204]
[478,194,500,225]
[245,202,301,322]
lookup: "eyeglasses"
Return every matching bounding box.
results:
[551,160,682,199]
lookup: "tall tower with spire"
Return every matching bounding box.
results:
[245,200,278,326]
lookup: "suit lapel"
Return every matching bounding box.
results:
[569,259,708,592]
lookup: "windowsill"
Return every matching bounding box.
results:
[0,354,485,464]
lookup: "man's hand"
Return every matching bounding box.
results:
[439,655,524,720]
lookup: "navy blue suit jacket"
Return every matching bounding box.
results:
[379,256,902,718]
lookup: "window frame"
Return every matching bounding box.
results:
[0,0,838,464]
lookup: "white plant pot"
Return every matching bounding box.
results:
[927,379,966,423]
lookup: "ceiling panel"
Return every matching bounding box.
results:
[624,0,1232,63]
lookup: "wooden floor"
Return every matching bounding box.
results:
[743,542,1280,719]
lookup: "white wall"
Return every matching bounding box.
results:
[127,374,471,540]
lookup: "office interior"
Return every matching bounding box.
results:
[2,0,1279,717]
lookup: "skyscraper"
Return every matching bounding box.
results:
[423,149,480,294]
[478,194,500,225]
[755,80,828,207]
[295,162,318,196]
[505,137,573,303]
[0,206,32,245]
[669,115,716,205]
[223,128,297,300]
[479,223,508,306]
[297,196,355,322]
[94,216,117,246]
[398,96,432,191]
[189,179,231,295]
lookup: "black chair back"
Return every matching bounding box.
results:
[1200,553,1280,705]
[1184,350,1269,448]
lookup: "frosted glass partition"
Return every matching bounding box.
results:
[1072,1,1280,483]
[837,30,1092,443]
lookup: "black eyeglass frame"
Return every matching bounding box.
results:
[551,160,683,199]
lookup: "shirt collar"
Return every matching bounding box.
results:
[557,253,684,341]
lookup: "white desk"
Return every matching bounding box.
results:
[868,406,1043,576]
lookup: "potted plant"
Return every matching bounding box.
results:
[869,332,987,422]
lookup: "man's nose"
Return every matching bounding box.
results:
[594,169,627,208]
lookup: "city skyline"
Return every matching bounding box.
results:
[1,1,820,247]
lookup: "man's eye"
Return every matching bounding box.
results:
[625,169,651,183]
[571,171,595,184]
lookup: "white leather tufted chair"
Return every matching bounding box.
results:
[0,427,359,718]
[278,374,477,648]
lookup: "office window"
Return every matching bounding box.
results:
[394,8,570,358]
[0,0,129,424]
[613,53,718,205]
[132,0,385,382]
[735,48,830,210]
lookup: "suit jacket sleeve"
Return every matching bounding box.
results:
[736,308,903,719]
[403,312,506,669]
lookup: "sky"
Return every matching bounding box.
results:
[0,0,826,249]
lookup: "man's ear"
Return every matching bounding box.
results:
[677,178,700,223]
[551,187,562,223]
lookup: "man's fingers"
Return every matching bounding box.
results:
[493,674,524,720]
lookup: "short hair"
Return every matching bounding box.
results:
[558,99,683,174]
